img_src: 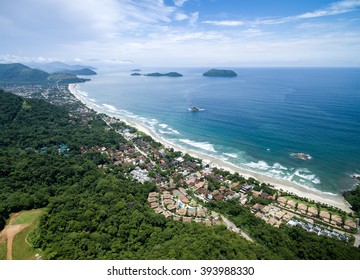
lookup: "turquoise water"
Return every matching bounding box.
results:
[79,68,360,194]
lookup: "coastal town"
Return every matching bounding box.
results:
[88,111,359,245]
[3,81,359,247]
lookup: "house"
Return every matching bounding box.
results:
[319,211,331,222]
[213,194,224,201]
[162,211,171,218]
[167,204,176,211]
[297,204,308,215]
[194,181,205,190]
[251,190,260,198]
[277,197,287,206]
[304,223,313,231]
[240,185,253,193]
[282,213,293,222]
[251,203,264,212]
[204,219,212,226]
[182,217,192,223]
[287,220,297,227]
[150,202,159,209]
[286,200,296,210]
[330,214,342,226]
[173,216,180,221]
[194,218,202,223]
[274,221,282,228]
[196,208,206,218]
[148,197,157,203]
[187,208,197,216]
[313,226,322,235]
[344,219,357,230]
[177,208,187,216]
[230,182,240,190]
[274,211,285,221]
[163,193,172,200]
[163,199,173,205]
[307,206,318,217]
[148,192,158,198]
[154,207,163,214]
[255,212,263,219]
[261,206,270,214]
[211,211,219,220]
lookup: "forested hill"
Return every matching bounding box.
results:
[0,89,359,260]
[0,63,89,84]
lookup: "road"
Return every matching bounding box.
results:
[220,215,254,242]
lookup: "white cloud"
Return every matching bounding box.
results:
[189,12,199,25]
[0,54,58,64]
[202,20,245,26]
[173,0,187,7]
[175,12,189,21]
[203,0,360,27]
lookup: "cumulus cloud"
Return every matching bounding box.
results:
[173,0,187,7]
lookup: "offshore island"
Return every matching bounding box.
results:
[0,63,359,260]
[203,69,238,77]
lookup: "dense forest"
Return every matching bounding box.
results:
[0,89,359,260]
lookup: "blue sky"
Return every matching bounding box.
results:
[0,0,359,67]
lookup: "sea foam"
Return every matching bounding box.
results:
[179,139,217,153]
[102,104,118,112]
[223,153,238,158]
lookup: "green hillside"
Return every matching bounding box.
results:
[0,63,50,84]
[0,63,90,84]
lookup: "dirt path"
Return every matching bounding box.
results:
[0,214,30,260]
[221,215,254,242]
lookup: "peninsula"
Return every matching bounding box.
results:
[203,69,237,77]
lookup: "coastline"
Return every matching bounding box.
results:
[68,83,353,213]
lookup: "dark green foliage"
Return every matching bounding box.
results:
[209,200,360,259]
[0,215,5,231]
[32,174,274,260]
[0,63,89,85]
[0,90,124,149]
[0,63,50,84]
[144,72,183,77]
[54,68,97,76]
[344,184,360,213]
[202,69,237,77]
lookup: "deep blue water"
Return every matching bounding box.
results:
[79,68,360,194]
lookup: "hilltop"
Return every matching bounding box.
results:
[27,61,97,74]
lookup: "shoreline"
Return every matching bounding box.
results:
[68,83,353,213]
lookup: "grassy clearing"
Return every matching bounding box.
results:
[11,209,45,260]
[0,240,7,260]
[11,209,44,225]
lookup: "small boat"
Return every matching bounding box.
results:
[290,152,312,160]
[189,106,204,111]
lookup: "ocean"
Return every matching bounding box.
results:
[79,67,360,195]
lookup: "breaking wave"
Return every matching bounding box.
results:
[179,139,217,153]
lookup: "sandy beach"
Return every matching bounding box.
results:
[68,84,353,213]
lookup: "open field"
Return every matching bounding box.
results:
[0,209,45,260]
[11,209,43,226]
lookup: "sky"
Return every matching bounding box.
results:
[0,0,360,67]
